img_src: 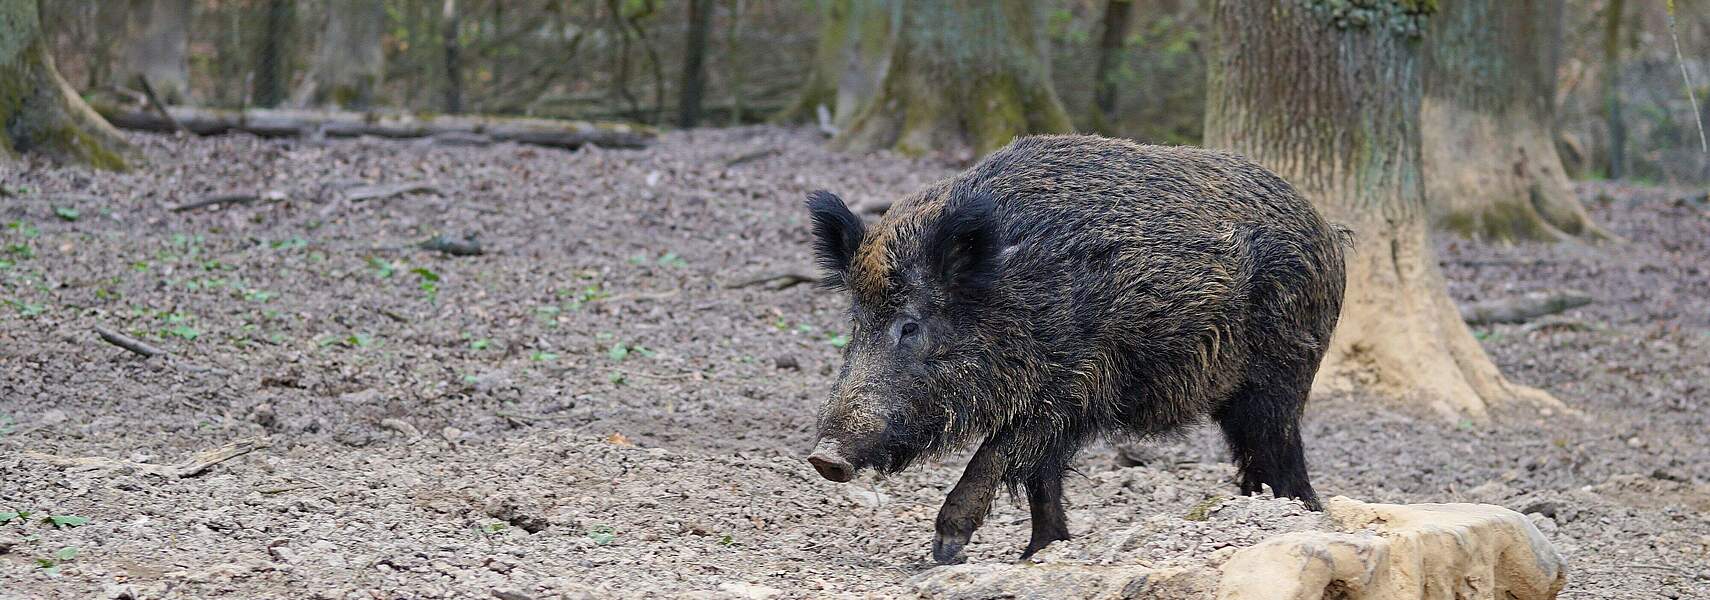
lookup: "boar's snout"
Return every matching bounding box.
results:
[807,439,857,482]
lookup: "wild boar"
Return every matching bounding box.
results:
[803,135,1348,564]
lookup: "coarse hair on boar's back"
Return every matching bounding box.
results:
[803,134,1349,564]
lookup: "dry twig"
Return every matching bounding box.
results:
[94,326,165,358]
[23,437,267,478]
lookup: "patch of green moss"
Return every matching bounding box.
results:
[1185,495,1228,522]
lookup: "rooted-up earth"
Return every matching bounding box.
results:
[1,128,1707,598]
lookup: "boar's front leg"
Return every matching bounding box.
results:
[932,439,1005,565]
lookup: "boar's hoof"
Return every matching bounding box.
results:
[932,532,971,565]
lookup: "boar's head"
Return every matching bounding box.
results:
[801,188,1005,483]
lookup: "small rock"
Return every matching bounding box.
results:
[846,487,889,508]
[773,355,800,370]
[717,582,782,599]
[0,536,18,554]
[380,418,421,439]
[1466,481,1513,500]
[441,426,463,442]
[269,546,302,564]
[491,589,532,600]
[1526,513,1558,534]
[1519,501,1559,519]
[1650,468,1686,482]
[249,404,278,429]
[38,408,67,427]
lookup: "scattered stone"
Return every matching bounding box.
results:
[380,418,421,439]
[491,589,533,600]
[845,487,889,508]
[1519,500,1559,519]
[485,495,551,533]
[717,582,783,599]
[249,403,278,429]
[773,355,800,370]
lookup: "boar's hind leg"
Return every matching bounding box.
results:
[932,440,1005,565]
[1214,379,1322,511]
[1020,467,1071,559]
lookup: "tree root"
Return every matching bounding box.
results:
[1460,290,1593,326]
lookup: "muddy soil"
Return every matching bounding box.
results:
[1,128,1707,599]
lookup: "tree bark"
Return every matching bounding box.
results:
[1423,0,1611,243]
[114,0,192,104]
[832,0,1072,158]
[250,0,294,108]
[441,0,463,114]
[1204,0,1557,419]
[772,0,850,124]
[0,0,130,168]
[678,0,712,127]
[1090,0,1134,135]
[1601,0,1626,180]
[292,0,385,109]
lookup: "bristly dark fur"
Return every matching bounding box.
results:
[805,190,865,290]
[923,189,1002,303]
[806,134,1348,561]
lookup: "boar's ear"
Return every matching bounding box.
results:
[806,190,866,289]
[925,191,1000,299]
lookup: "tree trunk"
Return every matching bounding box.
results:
[1204,0,1557,419]
[1090,0,1134,135]
[678,0,712,127]
[292,0,384,109]
[832,0,1072,158]
[441,0,463,114]
[1602,0,1626,180]
[726,0,745,125]
[0,0,129,168]
[115,0,192,104]
[1423,0,1611,243]
[250,0,293,108]
[772,0,849,124]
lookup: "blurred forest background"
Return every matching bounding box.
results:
[39,0,1710,184]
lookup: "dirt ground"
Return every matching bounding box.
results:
[1,128,1707,599]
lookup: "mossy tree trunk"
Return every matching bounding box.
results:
[250,0,294,108]
[292,0,384,109]
[1089,0,1135,135]
[0,0,129,168]
[772,0,894,131]
[1205,0,1558,419]
[826,0,1072,158]
[115,0,192,104]
[1423,0,1611,243]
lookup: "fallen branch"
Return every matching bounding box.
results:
[344,181,438,203]
[23,437,267,478]
[319,181,439,218]
[723,148,781,168]
[1460,290,1593,326]
[94,326,164,358]
[168,193,258,213]
[419,234,483,256]
[93,104,656,150]
[136,76,189,136]
[724,269,820,290]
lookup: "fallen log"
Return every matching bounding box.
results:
[1460,290,1593,326]
[94,104,656,150]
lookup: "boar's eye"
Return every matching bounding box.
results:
[900,321,920,338]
